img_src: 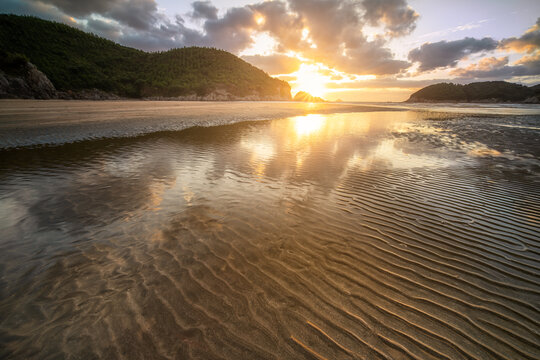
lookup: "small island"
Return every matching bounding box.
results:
[293,91,325,103]
[406,81,540,103]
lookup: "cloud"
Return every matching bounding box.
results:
[408,37,498,71]
[3,0,420,76]
[241,54,302,74]
[362,0,419,36]
[46,0,113,17]
[249,1,304,52]
[107,0,160,30]
[418,19,489,40]
[450,56,508,77]
[201,6,257,52]
[500,17,540,53]
[44,0,161,30]
[1,0,74,23]
[191,1,218,20]
[324,77,451,89]
[449,54,540,79]
[249,0,413,75]
[86,18,122,39]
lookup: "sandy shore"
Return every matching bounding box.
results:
[0,100,395,127]
[0,100,400,149]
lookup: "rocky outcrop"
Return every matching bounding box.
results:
[293,91,325,102]
[145,89,290,101]
[0,62,56,99]
[406,81,539,103]
[57,88,122,100]
[0,63,124,100]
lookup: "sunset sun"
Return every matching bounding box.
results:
[291,63,328,98]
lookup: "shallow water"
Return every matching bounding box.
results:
[361,102,540,116]
[1,111,539,359]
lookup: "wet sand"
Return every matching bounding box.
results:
[0,109,539,359]
[0,100,397,149]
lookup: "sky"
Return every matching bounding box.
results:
[2,0,540,101]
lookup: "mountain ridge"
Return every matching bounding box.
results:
[0,14,291,100]
[406,81,540,103]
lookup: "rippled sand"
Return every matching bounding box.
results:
[0,109,539,359]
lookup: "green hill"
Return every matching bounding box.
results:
[0,14,291,99]
[406,81,537,103]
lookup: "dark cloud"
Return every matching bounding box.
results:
[408,37,498,71]
[1,0,73,23]
[191,1,218,20]
[46,0,113,17]
[45,0,160,30]
[241,54,302,74]
[362,0,419,36]
[107,0,159,30]
[86,18,122,39]
[451,55,540,79]
[202,7,256,52]
[500,17,540,53]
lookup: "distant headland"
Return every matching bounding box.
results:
[406,81,540,103]
[293,91,325,103]
[0,15,291,101]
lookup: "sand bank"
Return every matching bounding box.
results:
[0,100,398,148]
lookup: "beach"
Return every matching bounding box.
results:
[0,102,539,359]
[0,100,397,149]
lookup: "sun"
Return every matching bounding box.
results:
[292,63,328,98]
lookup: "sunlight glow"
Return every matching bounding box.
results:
[255,15,265,25]
[291,63,328,97]
[292,114,326,138]
[239,33,278,56]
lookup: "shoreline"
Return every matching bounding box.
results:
[0,100,400,149]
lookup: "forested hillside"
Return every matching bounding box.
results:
[406,81,538,103]
[0,14,291,99]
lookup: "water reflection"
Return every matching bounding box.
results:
[292,114,326,138]
[1,111,538,359]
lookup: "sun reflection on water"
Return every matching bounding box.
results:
[291,114,326,138]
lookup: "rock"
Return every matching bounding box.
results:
[143,89,291,101]
[293,91,325,102]
[0,62,56,99]
[56,88,122,100]
[523,96,540,104]
[25,63,56,99]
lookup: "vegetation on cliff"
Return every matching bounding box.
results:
[406,81,539,103]
[0,14,291,99]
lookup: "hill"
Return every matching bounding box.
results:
[406,81,539,103]
[0,14,291,100]
[293,91,325,102]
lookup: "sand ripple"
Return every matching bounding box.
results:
[0,111,539,359]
